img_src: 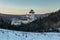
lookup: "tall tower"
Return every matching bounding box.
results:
[29,9,35,22]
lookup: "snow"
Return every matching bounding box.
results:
[0,29,60,40]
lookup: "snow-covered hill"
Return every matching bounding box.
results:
[0,29,60,40]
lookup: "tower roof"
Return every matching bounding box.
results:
[29,9,35,13]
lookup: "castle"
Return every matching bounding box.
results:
[11,9,36,25]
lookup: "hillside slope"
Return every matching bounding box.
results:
[25,9,60,32]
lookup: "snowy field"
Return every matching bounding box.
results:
[0,29,60,40]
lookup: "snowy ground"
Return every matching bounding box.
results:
[0,29,60,40]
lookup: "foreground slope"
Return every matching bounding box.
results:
[0,29,60,40]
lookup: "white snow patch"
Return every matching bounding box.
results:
[0,29,60,40]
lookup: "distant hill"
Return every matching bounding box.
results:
[0,13,49,19]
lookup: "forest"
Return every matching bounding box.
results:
[0,10,60,32]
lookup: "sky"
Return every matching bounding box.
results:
[0,0,60,15]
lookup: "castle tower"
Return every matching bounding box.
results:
[29,9,35,22]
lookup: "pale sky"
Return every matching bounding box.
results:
[0,0,60,15]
